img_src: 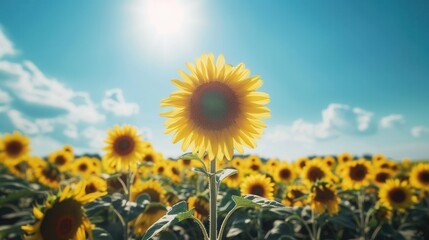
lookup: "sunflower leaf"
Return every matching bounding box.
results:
[243,195,285,208]
[232,195,260,208]
[216,168,238,184]
[191,167,209,176]
[141,201,194,240]
[178,152,201,161]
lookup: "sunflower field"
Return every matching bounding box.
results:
[1,54,429,240]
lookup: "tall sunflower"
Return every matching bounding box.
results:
[273,162,296,183]
[21,181,106,240]
[378,179,416,211]
[301,160,333,186]
[0,131,30,162]
[341,159,372,190]
[240,174,275,200]
[309,182,340,215]
[161,53,270,161]
[409,163,429,191]
[103,125,145,172]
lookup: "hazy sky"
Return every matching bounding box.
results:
[1,0,428,160]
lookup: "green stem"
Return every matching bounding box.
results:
[124,170,132,240]
[311,210,317,240]
[209,159,218,240]
[358,189,365,239]
[217,207,240,240]
[370,223,383,240]
[193,217,210,240]
[285,215,314,240]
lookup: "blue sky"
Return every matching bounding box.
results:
[0,0,428,160]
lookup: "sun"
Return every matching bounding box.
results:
[144,0,186,36]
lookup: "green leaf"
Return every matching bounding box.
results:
[141,201,194,240]
[92,228,114,240]
[178,152,200,160]
[191,167,209,176]
[0,190,37,205]
[234,195,285,208]
[265,220,295,240]
[232,195,260,208]
[216,168,238,183]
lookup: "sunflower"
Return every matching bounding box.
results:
[152,161,168,177]
[103,125,145,172]
[165,191,180,206]
[301,160,333,186]
[337,152,353,165]
[6,157,35,180]
[84,176,107,194]
[240,174,275,200]
[229,157,243,169]
[341,159,373,190]
[188,195,210,221]
[273,162,296,183]
[246,155,263,173]
[223,168,245,188]
[309,182,340,215]
[282,184,308,207]
[21,181,106,240]
[62,144,74,154]
[166,161,182,183]
[409,163,429,191]
[0,131,30,162]
[161,53,270,161]
[373,168,394,186]
[264,158,280,172]
[89,157,102,175]
[131,180,167,204]
[378,179,416,211]
[71,157,95,178]
[141,149,160,166]
[34,164,62,189]
[48,150,73,171]
[295,157,309,171]
[372,153,386,163]
[133,203,167,236]
[323,156,336,169]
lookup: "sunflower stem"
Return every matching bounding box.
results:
[209,159,218,240]
[124,169,132,240]
[311,210,317,240]
[358,189,366,239]
[217,206,240,240]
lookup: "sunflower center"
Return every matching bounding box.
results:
[40,199,83,240]
[375,172,390,183]
[172,167,180,176]
[314,187,335,203]
[194,197,209,216]
[291,189,304,199]
[113,136,135,156]
[307,167,325,182]
[279,169,291,180]
[14,161,29,173]
[190,82,239,130]
[349,164,368,181]
[141,189,161,202]
[157,166,165,174]
[55,155,66,166]
[5,140,23,157]
[249,184,265,197]
[42,166,61,181]
[388,188,406,204]
[182,159,191,166]
[144,154,154,162]
[418,171,429,184]
[250,164,260,171]
[85,183,97,194]
[299,161,306,169]
[78,163,88,172]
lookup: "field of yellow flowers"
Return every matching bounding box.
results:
[1,54,429,240]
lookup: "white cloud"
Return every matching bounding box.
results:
[0,88,12,112]
[63,124,78,139]
[266,103,376,143]
[102,88,140,116]
[0,28,16,57]
[411,126,429,138]
[82,126,106,151]
[31,135,63,156]
[7,109,40,135]
[380,114,405,129]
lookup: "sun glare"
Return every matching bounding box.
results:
[144,0,186,36]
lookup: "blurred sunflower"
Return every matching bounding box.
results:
[240,174,275,200]
[282,184,308,207]
[323,156,336,169]
[166,161,182,183]
[131,180,167,204]
[246,155,263,173]
[409,163,429,191]
[62,144,74,154]
[152,161,168,177]
[223,168,245,188]
[373,168,394,186]
[264,158,280,172]
[103,125,145,172]
[89,158,102,175]
[84,176,107,194]
[309,182,340,215]
[34,164,62,189]
[48,150,73,171]
[133,203,167,236]
[230,157,243,169]
[341,159,372,190]
[165,191,180,206]
[378,179,416,211]
[161,53,270,161]
[372,153,386,163]
[141,149,160,166]
[71,157,95,178]
[188,195,210,221]
[0,131,30,162]
[301,161,332,186]
[21,181,106,240]
[6,157,34,180]
[295,157,309,171]
[337,152,353,165]
[273,162,296,183]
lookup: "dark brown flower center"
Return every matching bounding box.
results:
[314,186,335,203]
[5,140,23,157]
[141,189,161,202]
[249,184,265,197]
[194,197,209,217]
[375,172,390,183]
[189,82,239,130]
[299,160,306,169]
[172,167,180,176]
[78,163,88,172]
[85,183,97,194]
[40,198,83,240]
[250,164,260,171]
[55,155,66,166]
[388,188,406,204]
[157,166,165,174]
[349,164,368,181]
[113,135,135,156]
[42,166,61,182]
[279,168,291,180]
[14,161,29,173]
[307,167,325,182]
[418,170,429,184]
[182,159,191,166]
[291,189,304,199]
[144,154,154,162]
